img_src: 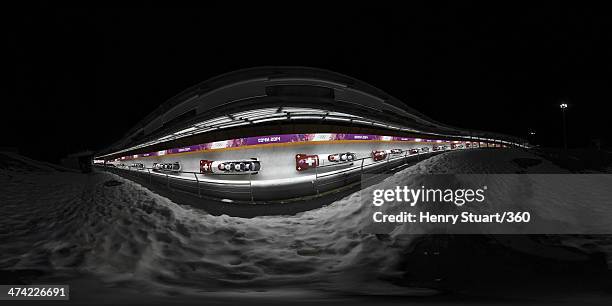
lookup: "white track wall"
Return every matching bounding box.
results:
[110,140,484,181]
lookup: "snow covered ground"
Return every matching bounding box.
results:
[1,149,611,304]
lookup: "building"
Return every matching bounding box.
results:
[95,67,522,202]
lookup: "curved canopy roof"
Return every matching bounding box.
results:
[97,67,524,158]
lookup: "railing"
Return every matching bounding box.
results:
[98,148,455,204]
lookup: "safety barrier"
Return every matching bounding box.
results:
[98,149,449,204]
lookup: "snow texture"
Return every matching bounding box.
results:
[1,149,610,298]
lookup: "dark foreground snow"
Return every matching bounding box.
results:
[1,149,611,305]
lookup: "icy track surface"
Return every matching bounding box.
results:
[0,149,611,298]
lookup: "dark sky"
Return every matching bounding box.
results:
[7,2,612,162]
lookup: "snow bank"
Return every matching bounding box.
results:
[0,149,609,297]
[0,152,77,173]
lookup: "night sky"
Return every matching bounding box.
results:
[7,2,612,163]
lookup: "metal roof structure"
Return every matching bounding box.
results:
[97,67,525,159]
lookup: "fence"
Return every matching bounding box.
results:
[99,149,448,204]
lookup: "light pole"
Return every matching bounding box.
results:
[527,128,536,146]
[560,103,568,149]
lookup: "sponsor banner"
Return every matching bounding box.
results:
[167,145,200,154]
[311,133,335,142]
[115,132,497,161]
[210,140,232,150]
[245,134,292,146]
[345,134,378,141]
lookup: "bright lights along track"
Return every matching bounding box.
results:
[98,135,501,203]
[93,67,524,208]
